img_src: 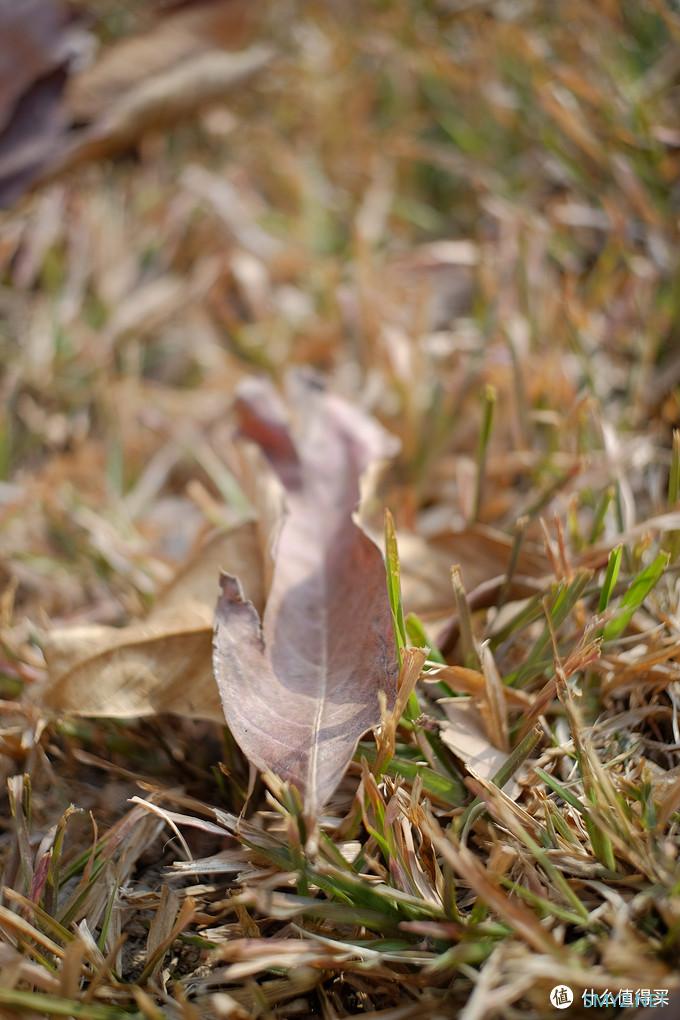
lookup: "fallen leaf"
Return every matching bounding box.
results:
[0,0,85,205]
[438,699,521,800]
[223,436,285,598]
[0,0,70,129]
[42,522,263,721]
[213,377,399,814]
[0,1,270,205]
[66,0,255,124]
[400,524,547,619]
[156,526,265,615]
[52,46,272,179]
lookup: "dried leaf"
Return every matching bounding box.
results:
[0,0,75,131]
[213,378,399,814]
[155,525,265,616]
[0,0,84,205]
[223,440,284,598]
[53,46,272,179]
[66,0,255,123]
[399,525,547,619]
[0,1,269,205]
[438,699,521,800]
[43,522,263,721]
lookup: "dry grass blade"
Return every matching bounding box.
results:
[424,816,565,959]
[374,647,427,773]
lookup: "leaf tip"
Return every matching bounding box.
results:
[217,571,245,603]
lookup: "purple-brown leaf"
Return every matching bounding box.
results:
[213,379,399,814]
[0,0,81,206]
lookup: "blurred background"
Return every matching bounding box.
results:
[1,0,679,687]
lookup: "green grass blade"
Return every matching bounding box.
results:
[0,988,141,1019]
[603,551,669,641]
[598,545,623,612]
[384,508,407,660]
[588,485,615,545]
[357,743,466,806]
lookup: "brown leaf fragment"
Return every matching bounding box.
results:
[66,0,255,124]
[43,609,217,719]
[51,45,273,179]
[399,525,546,620]
[209,937,355,980]
[43,522,263,721]
[155,525,265,616]
[233,377,301,487]
[0,1,269,205]
[0,0,85,205]
[213,378,399,814]
[0,0,70,130]
[438,699,521,800]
